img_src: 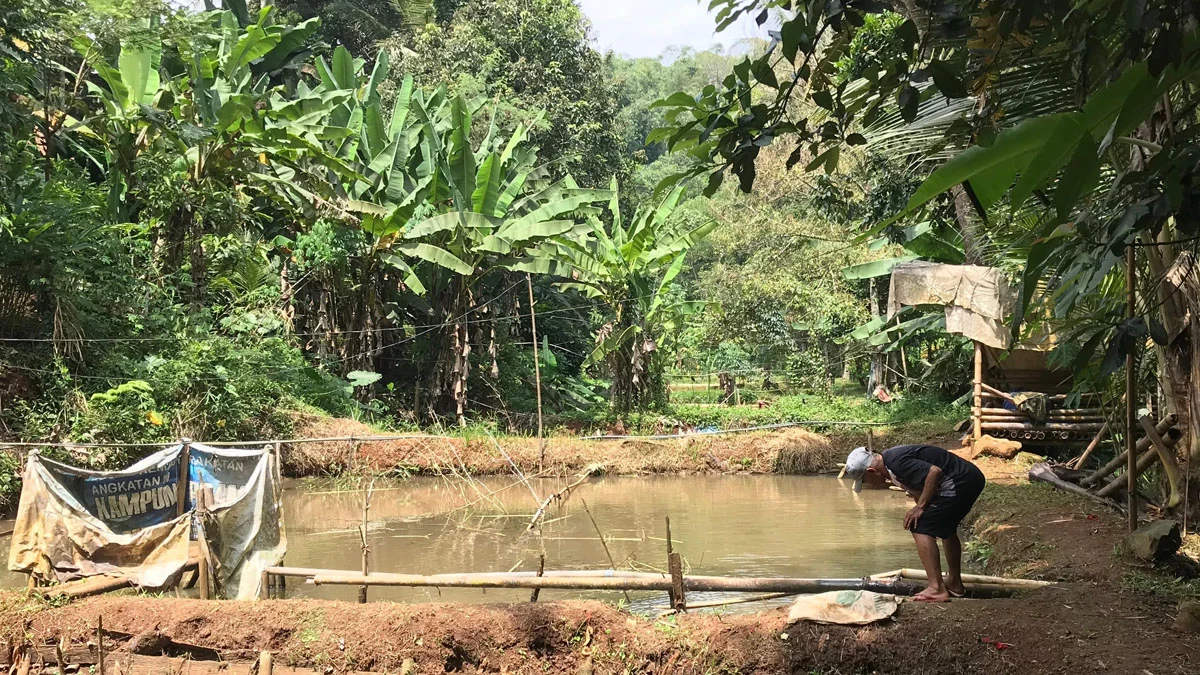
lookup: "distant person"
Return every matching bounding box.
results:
[842,444,986,602]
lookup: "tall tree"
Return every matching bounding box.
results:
[386,0,627,189]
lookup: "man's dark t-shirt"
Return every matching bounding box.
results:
[881,444,982,498]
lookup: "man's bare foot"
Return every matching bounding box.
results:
[912,587,951,602]
[944,576,966,597]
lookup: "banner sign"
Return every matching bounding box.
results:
[43,455,182,534]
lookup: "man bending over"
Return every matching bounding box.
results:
[843,444,986,602]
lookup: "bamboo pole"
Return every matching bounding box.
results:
[526,274,546,473]
[260,569,270,600]
[666,516,685,611]
[197,486,212,600]
[259,652,273,675]
[1126,243,1138,532]
[1071,421,1112,469]
[308,572,1026,597]
[267,566,663,580]
[973,342,983,443]
[980,422,1106,432]
[1096,429,1182,498]
[879,568,1051,589]
[358,478,372,604]
[1081,414,1177,486]
[665,592,791,612]
[1138,415,1184,508]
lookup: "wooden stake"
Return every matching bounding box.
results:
[96,617,105,675]
[260,652,273,675]
[527,274,546,473]
[530,553,545,603]
[972,342,983,443]
[1126,244,1138,532]
[260,569,270,600]
[176,438,192,517]
[1071,421,1112,469]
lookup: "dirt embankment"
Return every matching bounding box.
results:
[285,413,951,478]
[4,450,1198,674]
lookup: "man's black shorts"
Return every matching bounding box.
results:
[913,470,986,539]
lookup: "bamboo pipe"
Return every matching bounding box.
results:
[981,422,1106,431]
[980,415,1106,423]
[1096,429,1183,498]
[309,572,1026,597]
[879,568,1050,589]
[1081,414,1178,486]
[981,407,1105,415]
[266,566,663,580]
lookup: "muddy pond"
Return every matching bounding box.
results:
[0,475,920,613]
[280,474,917,612]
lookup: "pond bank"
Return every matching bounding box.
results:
[285,414,953,478]
[3,450,1198,673]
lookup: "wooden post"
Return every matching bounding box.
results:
[1071,421,1111,470]
[96,617,104,675]
[259,652,273,675]
[527,274,546,472]
[197,486,213,600]
[176,438,192,517]
[1126,244,1138,532]
[972,343,983,443]
[530,553,545,603]
[272,441,283,485]
[347,437,356,473]
[260,569,271,600]
[665,516,685,611]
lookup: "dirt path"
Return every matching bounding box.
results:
[2,448,1197,674]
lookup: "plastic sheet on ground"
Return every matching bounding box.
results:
[8,443,284,599]
[787,590,900,625]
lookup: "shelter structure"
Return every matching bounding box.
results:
[8,440,284,600]
[889,262,1105,447]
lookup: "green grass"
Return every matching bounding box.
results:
[1121,571,1200,602]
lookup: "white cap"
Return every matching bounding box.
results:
[843,447,874,493]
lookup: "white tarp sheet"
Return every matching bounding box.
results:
[889,262,1016,348]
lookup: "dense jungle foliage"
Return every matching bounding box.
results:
[8,0,1196,513]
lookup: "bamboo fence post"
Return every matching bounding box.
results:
[358,479,372,604]
[1126,244,1138,532]
[530,553,545,603]
[665,516,686,610]
[260,569,271,600]
[973,343,983,443]
[176,438,192,517]
[273,441,283,484]
[526,274,546,473]
[259,652,273,675]
[197,486,213,600]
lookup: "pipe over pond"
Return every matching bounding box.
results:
[306,571,1028,598]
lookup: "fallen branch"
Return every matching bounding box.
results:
[1029,462,1126,512]
[526,464,602,532]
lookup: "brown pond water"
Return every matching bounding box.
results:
[0,475,920,613]
[278,474,917,612]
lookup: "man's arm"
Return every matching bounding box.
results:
[903,465,942,531]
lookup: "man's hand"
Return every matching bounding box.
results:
[903,505,925,531]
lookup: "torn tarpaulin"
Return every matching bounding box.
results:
[8,443,285,599]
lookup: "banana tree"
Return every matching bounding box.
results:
[536,183,717,412]
[384,94,610,425]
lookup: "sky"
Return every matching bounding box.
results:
[576,0,766,60]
